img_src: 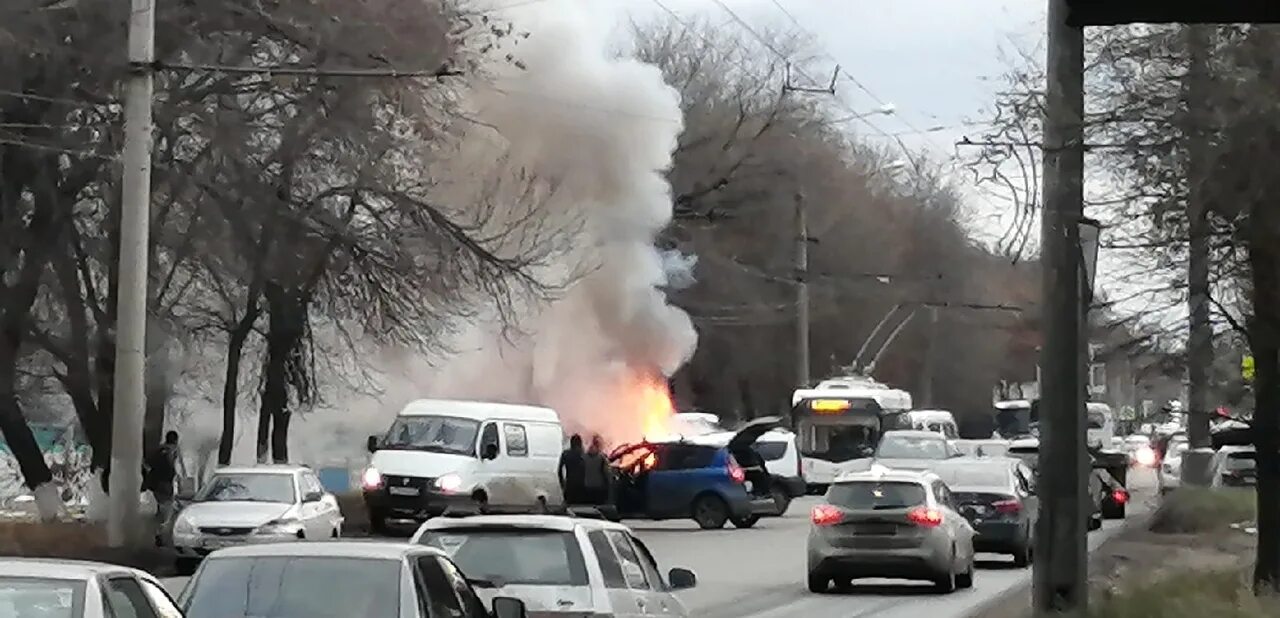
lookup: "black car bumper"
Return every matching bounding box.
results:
[971,520,1029,553]
[363,487,474,520]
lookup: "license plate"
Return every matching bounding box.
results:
[389,486,420,496]
[850,523,896,535]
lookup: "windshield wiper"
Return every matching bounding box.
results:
[467,576,506,589]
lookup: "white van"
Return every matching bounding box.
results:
[900,409,959,439]
[361,399,564,532]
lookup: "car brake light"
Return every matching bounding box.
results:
[727,459,745,483]
[906,507,943,527]
[811,504,842,526]
[1111,488,1129,504]
[992,498,1021,514]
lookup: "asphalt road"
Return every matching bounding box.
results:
[163,469,1157,618]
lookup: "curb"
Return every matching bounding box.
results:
[963,500,1158,618]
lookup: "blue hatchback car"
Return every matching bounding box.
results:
[609,417,782,529]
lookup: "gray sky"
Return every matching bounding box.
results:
[614,0,1048,237]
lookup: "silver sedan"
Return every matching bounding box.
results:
[806,468,976,593]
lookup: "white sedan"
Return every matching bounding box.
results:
[0,558,182,617]
[172,464,344,573]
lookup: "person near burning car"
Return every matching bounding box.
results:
[560,434,588,504]
[582,435,612,505]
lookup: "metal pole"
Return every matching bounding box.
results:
[795,191,810,388]
[1184,24,1215,485]
[920,306,939,407]
[108,0,156,548]
[1034,0,1087,613]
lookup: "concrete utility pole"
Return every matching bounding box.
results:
[108,0,157,548]
[794,190,811,388]
[1183,24,1215,485]
[920,305,939,407]
[1034,0,1088,613]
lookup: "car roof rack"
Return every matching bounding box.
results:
[439,503,618,521]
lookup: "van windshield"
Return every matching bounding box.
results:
[382,415,481,456]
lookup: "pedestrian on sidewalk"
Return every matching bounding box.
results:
[144,431,183,543]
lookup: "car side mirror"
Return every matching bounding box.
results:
[482,443,500,461]
[304,491,324,503]
[491,596,527,618]
[668,567,697,590]
[367,435,380,453]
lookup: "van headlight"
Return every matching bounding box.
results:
[362,467,383,490]
[434,473,463,494]
[254,519,305,537]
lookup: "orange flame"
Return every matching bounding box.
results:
[634,371,676,441]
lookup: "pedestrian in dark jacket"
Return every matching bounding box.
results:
[559,434,586,505]
[583,435,611,505]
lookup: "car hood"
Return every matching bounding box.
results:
[475,585,594,615]
[179,501,293,526]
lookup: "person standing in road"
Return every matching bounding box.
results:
[559,434,587,505]
[582,435,611,505]
[145,431,183,541]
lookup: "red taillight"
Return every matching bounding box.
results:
[907,507,944,527]
[1111,488,1129,504]
[811,504,842,526]
[992,499,1022,514]
[727,459,745,483]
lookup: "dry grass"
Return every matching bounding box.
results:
[1091,567,1280,618]
[0,521,176,575]
[1148,487,1256,534]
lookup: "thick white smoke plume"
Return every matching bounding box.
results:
[422,0,697,445]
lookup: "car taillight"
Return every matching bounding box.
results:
[811,504,842,526]
[727,459,745,483]
[992,498,1022,514]
[1111,488,1129,504]
[906,507,944,527]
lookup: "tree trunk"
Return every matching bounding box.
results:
[1250,239,1280,593]
[271,408,291,464]
[220,315,256,465]
[0,349,57,520]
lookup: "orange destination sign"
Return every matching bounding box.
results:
[809,399,851,414]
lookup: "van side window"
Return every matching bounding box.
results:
[504,424,528,457]
[479,423,499,456]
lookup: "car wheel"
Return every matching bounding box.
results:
[331,527,340,538]
[369,508,389,536]
[957,560,975,589]
[692,494,729,529]
[1088,513,1103,531]
[807,573,830,593]
[730,514,760,529]
[934,548,958,593]
[1013,537,1032,568]
[175,557,200,576]
[771,486,791,515]
[1102,499,1126,520]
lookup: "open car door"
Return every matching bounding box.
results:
[726,417,784,504]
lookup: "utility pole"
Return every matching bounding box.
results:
[794,190,811,389]
[920,305,939,407]
[1034,0,1087,614]
[108,0,157,548]
[1183,24,1214,485]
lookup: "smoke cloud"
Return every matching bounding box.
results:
[419,0,697,444]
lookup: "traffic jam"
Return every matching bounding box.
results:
[19,377,1157,618]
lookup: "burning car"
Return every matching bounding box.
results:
[605,417,782,529]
